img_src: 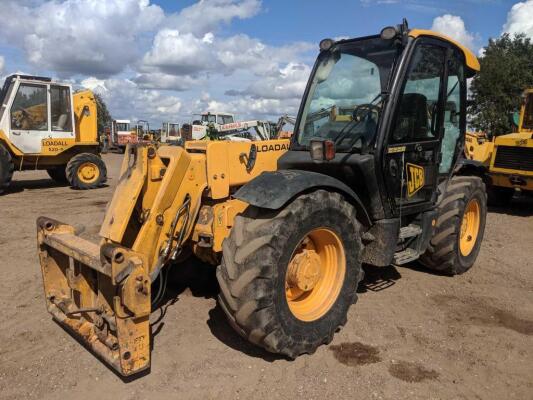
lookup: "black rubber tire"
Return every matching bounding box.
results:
[420,176,487,275]
[217,190,363,358]
[66,153,107,190]
[487,185,514,207]
[0,144,14,194]
[46,166,68,184]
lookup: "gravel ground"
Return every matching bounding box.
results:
[0,152,532,400]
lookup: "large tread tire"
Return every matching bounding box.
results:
[217,190,363,358]
[0,144,14,194]
[47,165,68,184]
[420,176,487,275]
[66,153,107,190]
[486,185,514,207]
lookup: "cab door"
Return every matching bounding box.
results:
[383,39,447,216]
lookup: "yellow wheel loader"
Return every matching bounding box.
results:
[37,21,487,377]
[0,75,106,193]
[465,89,533,205]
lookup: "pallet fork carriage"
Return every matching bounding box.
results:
[37,21,488,376]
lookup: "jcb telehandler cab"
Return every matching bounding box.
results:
[37,22,487,376]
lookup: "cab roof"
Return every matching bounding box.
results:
[409,29,480,73]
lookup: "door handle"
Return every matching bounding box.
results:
[415,144,423,152]
[389,159,398,177]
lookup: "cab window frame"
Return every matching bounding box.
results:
[10,82,50,132]
[388,39,447,145]
[50,85,73,132]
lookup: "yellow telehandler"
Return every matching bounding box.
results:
[37,21,487,376]
[0,75,107,193]
[465,88,533,205]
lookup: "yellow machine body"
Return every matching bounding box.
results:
[37,139,289,375]
[0,76,99,170]
[465,89,533,191]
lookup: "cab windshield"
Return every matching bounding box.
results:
[201,114,217,123]
[296,37,398,150]
[116,123,130,132]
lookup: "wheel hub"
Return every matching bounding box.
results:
[459,198,480,257]
[284,228,346,322]
[78,162,99,183]
[286,249,322,292]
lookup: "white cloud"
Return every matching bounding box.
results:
[0,56,4,75]
[82,78,183,123]
[140,29,219,76]
[134,72,205,91]
[0,0,314,125]
[139,29,313,83]
[225,62,311,100]
[0,0,164,77]
[503,0,533,38]
[164,0,261,36]
[195,93,302,118]
[431,15,477,50]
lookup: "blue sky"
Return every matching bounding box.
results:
[0,0,530,125]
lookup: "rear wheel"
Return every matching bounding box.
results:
[217,190,363,358]
[47,165,68,184]
[66,153,107,190]
[420,176,487,275]
[0,144,14,194]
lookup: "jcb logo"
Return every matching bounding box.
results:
[406,163,425,197]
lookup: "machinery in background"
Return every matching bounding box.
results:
[0,74,107,193]
[465,88,533,205]
[275,114,296,138]
[111,119,138,153]
[160,122,181,145]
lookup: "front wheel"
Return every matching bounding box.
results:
[217,190,363,358]
[66,153,107,190]
[420,176,487,275]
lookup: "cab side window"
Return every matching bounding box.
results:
[51,86,72,132]
[11,84,48,131]
[391,44,445,143]
[439,52,464,173]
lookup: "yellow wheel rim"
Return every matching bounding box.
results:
[77,162,100,184]
[459,198,480,257]
[285,228,346,322]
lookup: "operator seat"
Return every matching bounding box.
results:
[56,114,68,130]
[392,93,428,142]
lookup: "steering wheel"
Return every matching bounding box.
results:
[352,103,381,122]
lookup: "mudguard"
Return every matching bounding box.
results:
[234,169,372,227]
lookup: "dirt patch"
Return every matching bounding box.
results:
[432,294,533,336]
[388,360,439,383]
[329,342,381,366]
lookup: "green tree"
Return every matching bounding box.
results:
[469,33,533,137]
[94,93,112,134]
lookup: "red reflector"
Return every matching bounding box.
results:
[324,140,335,161]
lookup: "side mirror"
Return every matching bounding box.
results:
[509,111,520,128]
